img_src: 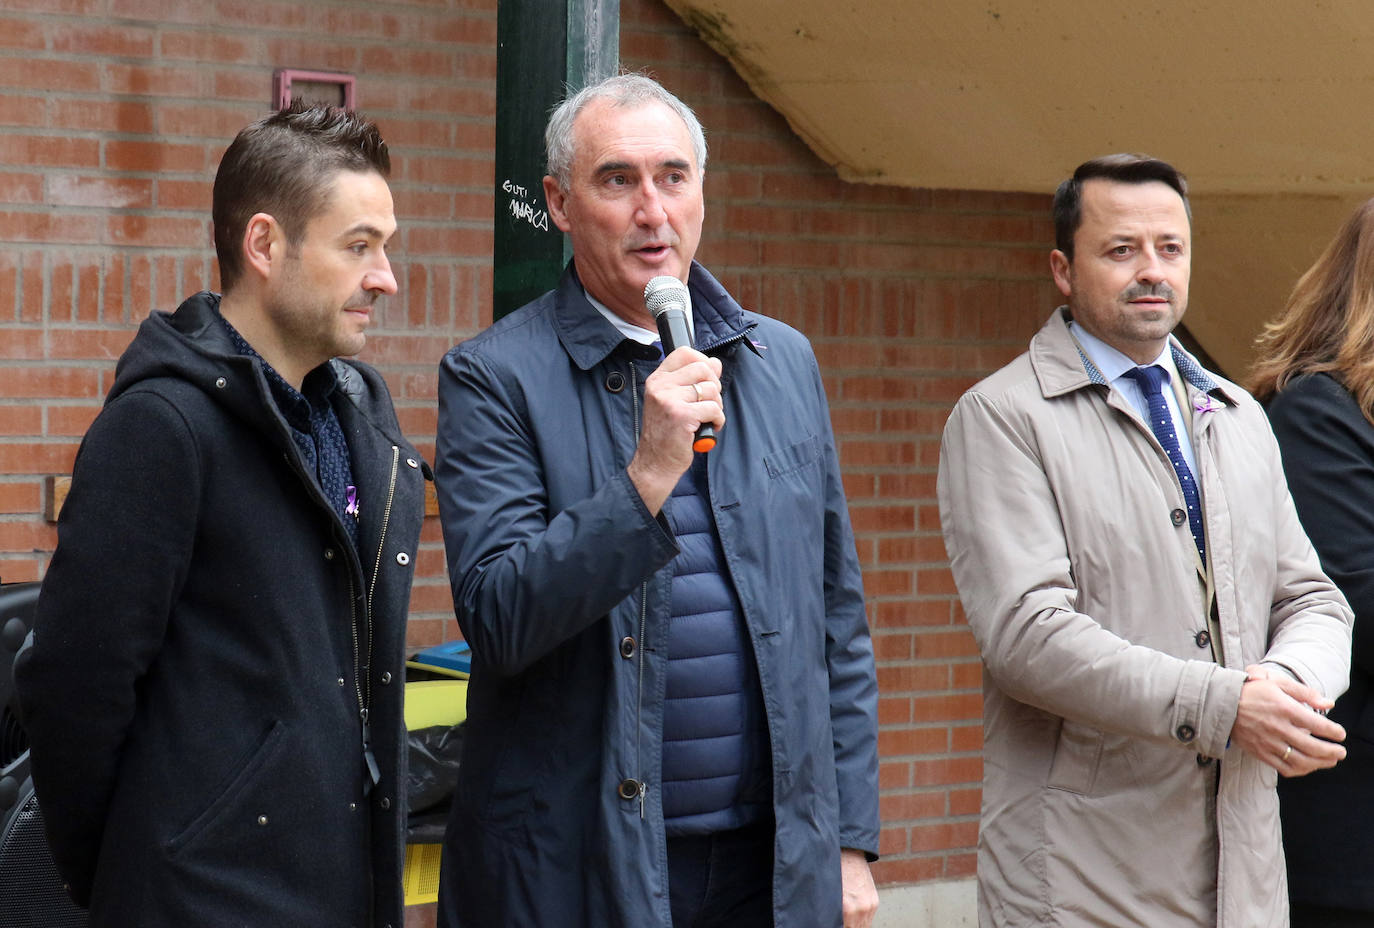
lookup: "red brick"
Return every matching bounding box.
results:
[53,22,156,56]
[909,821,979,853]
[159,30,257,63]
[879,727,950,757]
[910,756,983,787]
[0,481,40,514]
[0,405,41,435]
[107,215,208,248]
[0,93,48,128]
[105,140,208,173]
[877,664,950,693]
[913,693,983,722]
[881,791,948,822]
[870,856,944,885]
[0,173,40,204]
[0,520,56,552]
[0,17,45,50]
[0,58,100,92]
[913,629,980,660]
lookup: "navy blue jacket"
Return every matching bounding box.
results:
[434,263,879,927]
[17,292,428,928]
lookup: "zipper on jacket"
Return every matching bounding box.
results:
[353,445,401,796]
[629,358,649,820]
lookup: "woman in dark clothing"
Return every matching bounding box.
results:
[1253,198,1374,928]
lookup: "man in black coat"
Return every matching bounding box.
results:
[16,102,428,927]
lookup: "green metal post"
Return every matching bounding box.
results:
[493,0,620,320]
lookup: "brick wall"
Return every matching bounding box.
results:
[0,0,1065,910]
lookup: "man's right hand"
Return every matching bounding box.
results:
[627,346,723,514]
[1229,663,1346,776]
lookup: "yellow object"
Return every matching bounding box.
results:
[404,843,444,906]
[402,677,467,906]
[404,678,468,730]
[405,658,469,680]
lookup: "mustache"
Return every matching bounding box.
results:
[1121,282,1174,301]
[346,289,381,309]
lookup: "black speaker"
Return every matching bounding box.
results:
[0,581,87,927]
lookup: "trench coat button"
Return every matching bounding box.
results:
[380,796,391,810]
[617,778,641,800]
[406,458,419,468]
[396,552,410,566]
[1194,630,1211,649]
[324,548,336,561]
[381,671,392,684]
[1175,724,1196,743]
[605,371,626,393]
[1170,508,1187,526]
[1196,753,1212,767]
[619,636,636,659]
[257,815,268,826]
[214,377,227,389]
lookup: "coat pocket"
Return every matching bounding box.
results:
[165,718,286,856]
[763,433,821,479]
[1045,719,1102,794]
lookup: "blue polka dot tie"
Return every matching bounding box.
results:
[1124,365,1206,562]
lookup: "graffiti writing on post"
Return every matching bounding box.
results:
[501,179,549,232]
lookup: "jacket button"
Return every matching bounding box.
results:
[617,778,641,800]
[1175,724,1196,743]
[381,671,392,684]
[619,636,636,659]
[396,552,410,566]
[337,677,345,687]
[324,548,336,561]
[1196,753,1212,767]
[406,458,419,468]
[1194,630,1211,649]
[257,815,268,826]
[1170,508,1187,526]
[349,802,357,811]
[214,377,227,389]
[605,371,626,393]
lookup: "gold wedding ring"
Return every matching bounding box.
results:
[691,382,703,402]
[1282,745,1292,762]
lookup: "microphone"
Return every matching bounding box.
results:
[644,275,716,453]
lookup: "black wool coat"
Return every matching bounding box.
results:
[1268,372,1374,911]
[17,292,428,928]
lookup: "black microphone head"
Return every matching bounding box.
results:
[643,275,689,320]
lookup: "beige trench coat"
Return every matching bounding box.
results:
[938,309,1352,927]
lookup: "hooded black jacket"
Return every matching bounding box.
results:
[17,291,428,928]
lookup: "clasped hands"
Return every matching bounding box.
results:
[1229,663,1346,776]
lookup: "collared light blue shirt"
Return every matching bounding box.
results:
[1069,321,1199,476]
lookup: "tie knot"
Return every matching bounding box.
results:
[1124,364,1167,396]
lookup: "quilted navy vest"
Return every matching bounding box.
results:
[661,453,771,835]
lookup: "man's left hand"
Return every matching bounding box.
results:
[841,848,878,928]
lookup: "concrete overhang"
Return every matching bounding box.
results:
[663,0,1374,374]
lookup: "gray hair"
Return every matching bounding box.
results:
[544,73,708,189]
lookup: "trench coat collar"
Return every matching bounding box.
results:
[1030,306,1241,408]
[551,260,760,372]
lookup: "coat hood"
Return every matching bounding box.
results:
[110,291,411,453]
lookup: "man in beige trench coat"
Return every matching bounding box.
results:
[938,153,1354,927]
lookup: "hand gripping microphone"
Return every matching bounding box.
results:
[644,275,717,453]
